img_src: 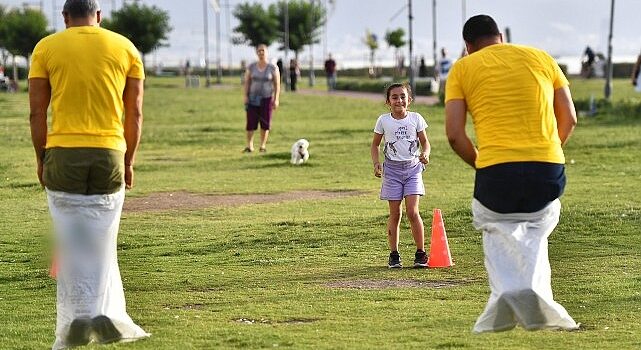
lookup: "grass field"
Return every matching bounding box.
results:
[1,77,640,349]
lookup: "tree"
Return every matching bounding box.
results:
[364,30,378,77]
[385,28,406,77]
[271,0,326,59]
[232,2,279,48]
[102,3,172,69]
[1,7,49,80]
[0,5,8,68]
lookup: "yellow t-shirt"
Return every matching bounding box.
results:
[445,44,568,169]
[29,26,144,152]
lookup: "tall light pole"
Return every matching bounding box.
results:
[202,0,211,87]
[432,0,437,76]
[216,8,222,84]
[284,1,290,91]
[408,0,415,97]
[308,0,316,87]
[604,0,615,100]
[52,0,57,31]
[225,0,233,76]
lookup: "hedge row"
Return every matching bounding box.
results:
[335,78,436,96]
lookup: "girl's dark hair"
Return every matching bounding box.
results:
[385,83,413,103]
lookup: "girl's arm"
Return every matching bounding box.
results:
[418,130,431,164]
[371,133,384,177]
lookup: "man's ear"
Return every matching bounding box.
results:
[96,10,101,24]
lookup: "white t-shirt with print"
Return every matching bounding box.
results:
[374,111,428,161]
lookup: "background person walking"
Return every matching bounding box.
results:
[243,44,281,153]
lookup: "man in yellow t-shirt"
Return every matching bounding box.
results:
[445,15,578,333]
[28,1,148,348]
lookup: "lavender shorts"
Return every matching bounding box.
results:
[380,159,425,200]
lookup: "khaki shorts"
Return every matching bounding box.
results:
[43,147,125,195]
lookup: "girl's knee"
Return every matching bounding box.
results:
[406,209,421,221]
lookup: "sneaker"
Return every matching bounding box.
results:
[66,318,92,347]
[388,251,402,268]
[91,315,122,344]
[414,250,428,268]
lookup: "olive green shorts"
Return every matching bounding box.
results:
[43,147,125,195]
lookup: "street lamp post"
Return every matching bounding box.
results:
[408,0,415,97]
[284,1,290,91]
[604,0,615,100]
[202,0,211,87]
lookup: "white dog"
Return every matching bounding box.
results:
[290,139,310,165]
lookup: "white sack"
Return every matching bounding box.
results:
[471,198,579,333]
[47,188,149,349]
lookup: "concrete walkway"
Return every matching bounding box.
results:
[295,88,440,106]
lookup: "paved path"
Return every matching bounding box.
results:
[296,88,440,106]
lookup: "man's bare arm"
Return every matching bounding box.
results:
[445,99,477,168]
[29,78,51,186]
[123,77,144,188]
[553,86,577,146]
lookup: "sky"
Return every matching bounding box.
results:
[3,0,641,73]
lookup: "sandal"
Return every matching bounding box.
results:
[259,147,266,153]
[242,147,253,153]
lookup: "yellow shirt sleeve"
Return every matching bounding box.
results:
[444,61,464,102]
[127,44,145,80]
[28,41,48,79]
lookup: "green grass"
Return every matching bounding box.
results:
[1,77,640,349]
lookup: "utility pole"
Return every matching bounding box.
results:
[225,0,233,77]
[52,0,57,31]
[216,8,222,84]
[308,0,316,87]
[408,0,415,97]
[604,0,615,100]
[203,0,211,87]
[284,1,290,91]
[432,0,437,76]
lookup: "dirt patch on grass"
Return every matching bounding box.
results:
[124,190,366,212]
[324,279,470,289]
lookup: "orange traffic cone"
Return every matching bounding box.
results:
[49,254,58,279]
[428,208,454,268]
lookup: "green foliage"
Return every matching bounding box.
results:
[102,3,172,58]
[233,1,325,56]
[335,78,435,96]
[364,29,378,51]
[232,2,280,47]
[0,7,49,58]
[270,0,326,55]
[384,28,406,49]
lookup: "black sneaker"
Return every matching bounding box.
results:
[91,315,122,344]
[66,318,92,347]
[414,250,428,268]
[388,251,402,268]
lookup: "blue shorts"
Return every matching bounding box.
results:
[380,159,425,200]
[474,161,566,213]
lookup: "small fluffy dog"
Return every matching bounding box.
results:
[290,139,310,165]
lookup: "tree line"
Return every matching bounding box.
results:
[0,3,170,82]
